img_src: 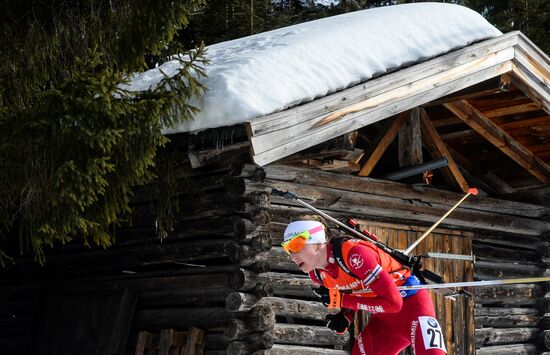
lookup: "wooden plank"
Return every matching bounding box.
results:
[264,182,550,236]
[248,41,516,165]
[511,60,550,115]
[512,36,550,114]
[481,102,541,118]
[398,108,423,168]
[250,56,514,165]
[249,33,520,134]
[250,164,550,218]
[358,112,408,176]
[134,331,152,355]
[443,100,550,184]
[183,327,205,355]
[420,109,469,192]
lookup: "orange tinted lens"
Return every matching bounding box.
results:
[282,232,310,254]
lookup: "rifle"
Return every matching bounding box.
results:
[271,188,476,286]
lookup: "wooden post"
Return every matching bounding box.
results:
[358,112,408,176]
[398,107,423,168]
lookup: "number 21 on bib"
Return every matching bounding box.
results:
[419,316,447,353]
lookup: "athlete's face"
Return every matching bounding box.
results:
[290,243,326,273]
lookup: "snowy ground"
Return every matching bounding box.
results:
[124,3,502,134]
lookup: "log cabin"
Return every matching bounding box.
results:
[1,3,549,355]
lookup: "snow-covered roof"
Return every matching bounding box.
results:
[125,2,502,134]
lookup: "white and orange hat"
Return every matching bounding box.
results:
[283,220,326,244]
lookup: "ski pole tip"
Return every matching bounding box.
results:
[468,187,478,196]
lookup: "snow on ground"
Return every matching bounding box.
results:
[124,3,502,134]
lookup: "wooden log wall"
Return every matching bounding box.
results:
[231,163,550,354]
[473,229,547,354]
[1,142,549,355]
[0,144,266,355]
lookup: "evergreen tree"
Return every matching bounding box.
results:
[464,0,549,54]
[0,1,207,264]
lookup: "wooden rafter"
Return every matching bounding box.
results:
[246,34,517,166]
[419,109,469,193]
[512,35,550,115]
[446,145,516,195]
[443,100,550,185]
[358,112,408,176]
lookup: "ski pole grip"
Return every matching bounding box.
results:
[270,188,297,200]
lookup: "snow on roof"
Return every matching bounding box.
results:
[125,2,502,134]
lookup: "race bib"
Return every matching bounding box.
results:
[419,316,447,353]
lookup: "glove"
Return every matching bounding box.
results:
[313,287,342,309]
[326,310,354,334]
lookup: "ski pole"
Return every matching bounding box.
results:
[270,188,419,267]
[403,187,478,256]
[353,275,550,294]
[270,189,379,245]
[270,188,443,285]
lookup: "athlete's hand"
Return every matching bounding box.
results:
[326,310,354,334]
[313,287,342,309]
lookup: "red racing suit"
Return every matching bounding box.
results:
[309,239,447,355]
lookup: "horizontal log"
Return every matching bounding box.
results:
[473,232,544,252]
[131,193,256,222]
[249,163,550,219]
[253,344,349,355]
[266,247,301,272]
[475,307,540,327]
[476,344,539,355]
[257,296,334,321]
[115,216,240,245]
[476,327,539,347]
[475,260,545,280]
[272,324,349,347]
[473,242,541,264]
[133,308,231,331]
[188,141,249,169]
[476,284,542,306]
[263,180,549,236]
[255,272,317,298]
[24,238,242,277]
[131,174,229,204]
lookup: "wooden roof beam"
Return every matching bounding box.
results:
[247,34,517,166]
[358,112,408,176]
[419,109,470,193]
[443,100,550,185]
[512,34,550,115]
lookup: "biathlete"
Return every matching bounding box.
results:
[282,218,447,355]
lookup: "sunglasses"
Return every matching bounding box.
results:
[281,225,324,254]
